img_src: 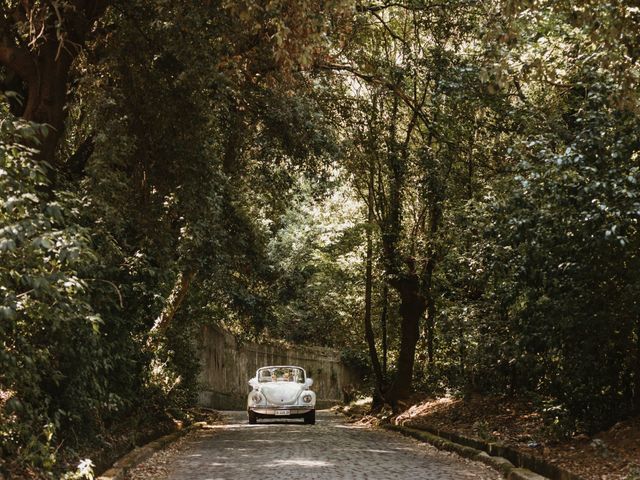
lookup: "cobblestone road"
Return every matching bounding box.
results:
[130,412,501,480]
[132,411,501,480]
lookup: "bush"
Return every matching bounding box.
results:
[0,110,107,471]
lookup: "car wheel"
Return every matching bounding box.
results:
[248,410,257,424]
[304,410,315,425]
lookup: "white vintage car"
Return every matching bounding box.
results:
[247,365,316,424]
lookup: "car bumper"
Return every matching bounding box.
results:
[249,406,314,417]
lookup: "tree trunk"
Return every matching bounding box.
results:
[423,195,442,368]
[150,269,197,335]
[21,41,74,165]
[222,104,245,175]
[636,315,640,411]
[385,277,426,406]
[379,92,425,407]
[381,282,389,375]
[425,300,435,366]
[424,258,436,366]
[364,166,384,406]
[459,314,466,380]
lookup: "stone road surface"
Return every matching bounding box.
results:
[132,411,502,480]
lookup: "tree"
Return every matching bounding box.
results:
[0,1,110,164]
[331,0,490,406]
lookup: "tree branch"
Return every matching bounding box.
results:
[370,9,409,47]
[357,2,457,13]
[150,269,197,335]
[317,62,432,128]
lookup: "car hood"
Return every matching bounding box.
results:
[259,382,303,405]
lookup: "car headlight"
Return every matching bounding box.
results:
[252,393,262,403]
[302,394,312,403]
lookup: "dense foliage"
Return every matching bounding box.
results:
[1,0,638,476]
[0,109,105,472]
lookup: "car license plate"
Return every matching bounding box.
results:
[275,410,290,416]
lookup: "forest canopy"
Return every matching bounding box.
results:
[1,0,638,477]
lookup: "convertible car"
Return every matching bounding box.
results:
[247,365,316,424]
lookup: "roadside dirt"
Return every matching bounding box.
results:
[374,395,640,480]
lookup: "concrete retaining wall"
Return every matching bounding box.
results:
[197,324,361,410]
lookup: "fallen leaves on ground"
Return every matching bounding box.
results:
[394,394,639,480]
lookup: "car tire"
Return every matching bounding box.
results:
[248,410,257,424]
[304,410,315,425]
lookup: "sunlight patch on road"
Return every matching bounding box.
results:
[264,459,333,468]
[334,424,370,430]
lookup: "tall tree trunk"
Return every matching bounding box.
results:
[150,269,197,335]
[424,258,436,366]
[636,315,640,411]
[381,282,389,375]
[223,104,245,175]
[458,313,467,380]
[379,92,427,407]
[364,164,384,406]
[21,40,74,164]
[423,194,442,367]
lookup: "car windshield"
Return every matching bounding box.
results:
[257,367,305,383]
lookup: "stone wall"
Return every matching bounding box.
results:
[198,325,361,410]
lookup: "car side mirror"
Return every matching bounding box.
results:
[304,378,313,388]
[248,377,259,389]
